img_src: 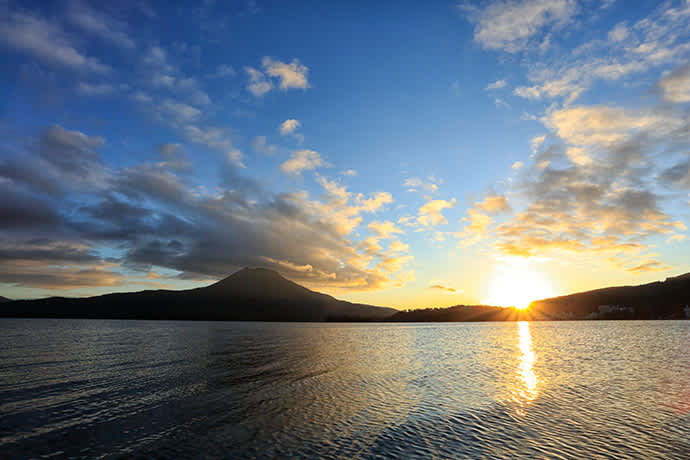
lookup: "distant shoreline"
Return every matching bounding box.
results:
[3,268,689,322]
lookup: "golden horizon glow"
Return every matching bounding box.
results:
[483,260,555,309]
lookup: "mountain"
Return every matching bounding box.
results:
[530,272,690,319]
[0,296,10,303]
[0,268,397,321]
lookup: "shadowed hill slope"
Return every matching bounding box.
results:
[530,272,690,319]
[0,268,396,321]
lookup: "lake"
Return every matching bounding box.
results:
[1,319,689,459]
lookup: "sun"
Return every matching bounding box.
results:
[483,261,555,310]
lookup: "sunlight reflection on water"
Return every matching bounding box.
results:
[513,321,538,416]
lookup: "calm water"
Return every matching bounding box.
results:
[1,320,689,459]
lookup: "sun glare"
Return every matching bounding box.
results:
[484,261,555,310]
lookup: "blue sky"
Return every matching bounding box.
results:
[1,0,690,308]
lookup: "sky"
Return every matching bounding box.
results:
[1,0,690,308]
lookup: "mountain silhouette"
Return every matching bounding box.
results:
[530,272,690,319]
[0,296,10,303]
[0,267,396,321]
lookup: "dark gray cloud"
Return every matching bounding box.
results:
[0,125,400,291]
[0,182,62,230]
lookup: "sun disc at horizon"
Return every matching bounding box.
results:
[484,262,555,310]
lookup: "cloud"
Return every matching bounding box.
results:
[455,2,690,275]
[142,46,173,73]
[456,208,493,247]
[0,257,124,290]
[262,57,310,90]
[428,284,457,293]
[252,136,277,155]
[155,143,190,172]
[659,64,690,103]
[467,0,576,53]
[159,100,201,123]
[545,105,677,147]
[457,98,689,272]
[0,9,110,73]
[244,66,272,96]
[341,169,358,177]
[280,119,301,135]
[608,22,629,42]
[306,176,393,237]
[131,91,152,103]
[180,125,236,153]
[475,194,511,214]
[359,237,383,255]
[67,1,135,49]
[175,78,211,106]
[376,256,413,275]
[485,79,507,90]
[417,198,456,227]
[368,221,403,239]
[404,177,439,193]
[141,46,211,106]
[0,126,413,292]
[245,57,310,96]
[357,192,393,213]
[512,161,524,170]
[511,3,690,104]
[280,150,324,175]
[660,158,690,188]
[151,73,174,88]
[77,82,114,96]
[210,64,236,78]
[0,125,106,197]
[531,134,546,153]
[135,93,237,163]
[389,240,409,253]
[626,260,671,273]
[454,192,512,247]
[260,257,313,273]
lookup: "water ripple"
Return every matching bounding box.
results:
[1,319,689,459]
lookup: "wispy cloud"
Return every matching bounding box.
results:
[0,9,110,73]
[485,79,507,90]
[77,82,114,96]
[404,177,439,194]
[209,64,236,78]
[512,2,690,104]
[67,1,135,50]
[464,0,576,53]
[252,136,277,155]
[428,283,457,293]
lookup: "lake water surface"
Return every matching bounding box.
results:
[1,319,689,459]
